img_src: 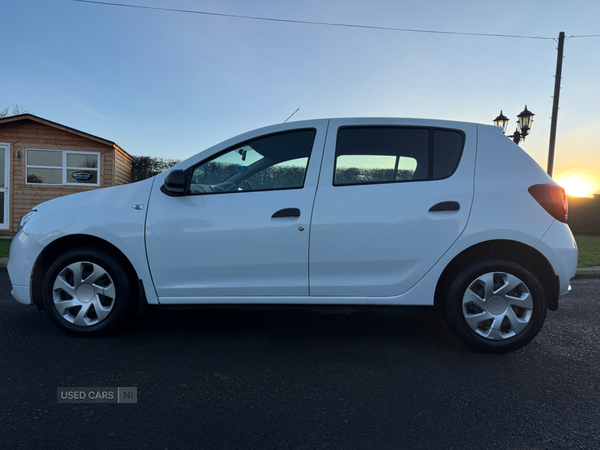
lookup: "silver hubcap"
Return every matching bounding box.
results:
[52,261,116,326]
[462,272,533,340]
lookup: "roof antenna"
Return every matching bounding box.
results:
[284,108,300,123]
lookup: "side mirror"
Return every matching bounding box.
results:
[162,169,186,196]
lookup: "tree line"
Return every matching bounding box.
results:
[131,155,183,181]
[192,162,416,188]
[193,162,306,189]
[334,167,415,184]
[0,104,27,118]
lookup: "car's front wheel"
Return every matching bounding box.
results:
[443,259,547,353]
[42,247,133,336]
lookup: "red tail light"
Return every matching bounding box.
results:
[528,184,568,223]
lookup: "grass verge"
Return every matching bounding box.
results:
[0,241,10,259]
[574,234,600,268]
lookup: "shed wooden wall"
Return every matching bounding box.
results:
[115,147,133,186]
[0,119,130,232]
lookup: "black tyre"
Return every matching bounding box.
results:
[443,259,547,353]
[42,246,134,337]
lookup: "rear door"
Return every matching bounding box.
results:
[309,119,476,297]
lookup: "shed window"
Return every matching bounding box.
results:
[26,149,100,185]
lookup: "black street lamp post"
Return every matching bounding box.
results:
[493,106,535,145]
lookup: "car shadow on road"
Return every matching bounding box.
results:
[121,305,467,353]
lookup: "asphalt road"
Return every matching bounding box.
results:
[1,273,599,450]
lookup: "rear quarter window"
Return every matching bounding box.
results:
[433,129,464,179]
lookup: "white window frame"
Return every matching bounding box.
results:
[0,142,10,230]
[25,148,101,186]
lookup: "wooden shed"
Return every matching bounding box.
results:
[0,114,132,233]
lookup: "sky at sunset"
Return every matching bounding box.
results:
[2,0,599,195]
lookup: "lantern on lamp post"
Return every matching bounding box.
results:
[493,105,535,145]
[493,110,510,135]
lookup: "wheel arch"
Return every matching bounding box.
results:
[31,234,140,310]
[434,239,559,312]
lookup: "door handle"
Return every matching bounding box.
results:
[272,208,301,218]
[429,201,460,212]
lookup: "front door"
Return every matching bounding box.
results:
[0,144,9,230]
[145,122,328,302]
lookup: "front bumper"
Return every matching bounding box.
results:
[7,231,44,305]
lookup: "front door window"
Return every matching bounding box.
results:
[188,130,315,194]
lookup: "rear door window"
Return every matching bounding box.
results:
[333,126,464,186]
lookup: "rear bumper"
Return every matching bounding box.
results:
[7,231,44,305]
[535,220,578,295]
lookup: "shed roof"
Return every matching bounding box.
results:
[0,113,131,158]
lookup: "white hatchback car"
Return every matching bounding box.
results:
[8,118,578,353]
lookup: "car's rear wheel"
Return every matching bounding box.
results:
[42,247,133,336]
[443,259,547,353]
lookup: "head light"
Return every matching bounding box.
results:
[17,210,37,233]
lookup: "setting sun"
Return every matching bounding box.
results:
[556,174,595,198]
